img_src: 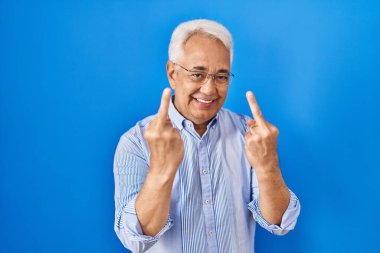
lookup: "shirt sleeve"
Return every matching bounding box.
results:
[113,130,174,252]
[248,188,300,236]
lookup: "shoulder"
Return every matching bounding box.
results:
[120,114,155,140]
[218,108,251,133]
[116,114,156,154]
[114,115,156,172]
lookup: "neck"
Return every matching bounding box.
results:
[194,123,208,136]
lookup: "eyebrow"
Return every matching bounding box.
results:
[190,66,230,73]
[191,66,207,71]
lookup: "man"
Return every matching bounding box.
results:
[114,19,300,253]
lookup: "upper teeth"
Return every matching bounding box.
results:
[196,98,213,103]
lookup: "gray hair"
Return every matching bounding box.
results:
[168,19,233,64]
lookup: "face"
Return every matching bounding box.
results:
[167,35,231,127]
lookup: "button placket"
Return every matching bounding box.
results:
[204,199,211,205]
[198,138,218,251]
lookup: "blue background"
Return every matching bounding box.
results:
[1,1,379,252]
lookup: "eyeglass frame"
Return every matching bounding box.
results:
[169,60,235,86]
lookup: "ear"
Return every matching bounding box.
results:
[166,60,176,89]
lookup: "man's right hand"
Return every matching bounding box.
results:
[136,88,183,236]
[143,88,184,179]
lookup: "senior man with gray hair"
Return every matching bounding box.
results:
[114,19,300,253]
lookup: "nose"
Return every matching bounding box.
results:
[199,77,217,95]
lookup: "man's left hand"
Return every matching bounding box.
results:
[244,91,280,175]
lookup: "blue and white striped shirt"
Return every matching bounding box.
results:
[114,97,300,253]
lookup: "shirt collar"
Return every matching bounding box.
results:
[168,95,186,130]
[168,95,219,131]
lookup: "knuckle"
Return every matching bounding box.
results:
[261,128,271,137]
[161,131,171,140]
[251,134,260,142]
[255,110,263,119]
[266,122,279,136]
[150,132,160,140]
[143,131,152,139]
[262,132,270,139]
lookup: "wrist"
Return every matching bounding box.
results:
[148,162,177,185]
[254,165,283,184]
[253,160,280,175]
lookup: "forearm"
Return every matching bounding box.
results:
[135,166,176,237]
[256,167,290,225]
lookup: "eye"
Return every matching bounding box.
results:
[191,72,205,79]
[216,75,229,81]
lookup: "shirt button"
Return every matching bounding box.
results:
[202,169,208,174]
[208,230,213,237]
[204,199,210,205]
[200,140,204,145]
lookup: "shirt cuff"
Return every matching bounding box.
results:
[248,189,300,236]
[118,197,174,243]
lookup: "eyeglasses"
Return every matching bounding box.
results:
[170,60,234,87]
